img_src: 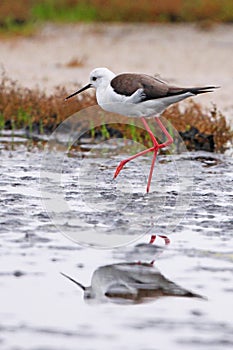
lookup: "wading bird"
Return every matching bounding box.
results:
[61,234,203,304]
[65,68,218,193]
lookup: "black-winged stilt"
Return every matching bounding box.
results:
[65,68,218,193]
[61,234,203,303]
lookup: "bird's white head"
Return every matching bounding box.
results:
[65,67,115,100]
[89,67,115,89]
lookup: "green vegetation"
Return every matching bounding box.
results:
[0,0,233,35]
[129,122,141,143]
[31,1,97,22]
[100,123,110,139]
[30,0,233,23]
[0,113,5,131]
[0,18,34,36]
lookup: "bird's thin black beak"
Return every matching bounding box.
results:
[60,272,86,291]
[65,83,93,101]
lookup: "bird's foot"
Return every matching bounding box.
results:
[113,159,128,179]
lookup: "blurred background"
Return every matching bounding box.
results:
[0,0,233,28]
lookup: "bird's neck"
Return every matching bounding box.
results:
[96,85,109,105]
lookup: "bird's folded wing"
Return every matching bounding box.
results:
[111,73,169,99]
[105,283,137,298]
[111,73,218,102]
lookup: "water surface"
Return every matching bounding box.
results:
[0,147,233,350]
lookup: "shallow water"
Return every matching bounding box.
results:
[0,145,233,350]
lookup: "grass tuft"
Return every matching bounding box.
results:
[164,101,233,153]
[0,71,96,133]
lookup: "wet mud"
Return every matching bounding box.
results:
[0,145,233,349]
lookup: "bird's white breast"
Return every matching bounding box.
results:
[96,84,194,118]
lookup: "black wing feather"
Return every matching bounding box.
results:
[111,73,219,102]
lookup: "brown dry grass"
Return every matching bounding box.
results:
[0,0,31,23]
[0,73,232,152]
[89,0,183,21]
[163,102,232,152]
[0,72,96,132]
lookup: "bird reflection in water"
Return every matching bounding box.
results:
[61,235,204,304]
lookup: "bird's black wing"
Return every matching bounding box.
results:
[111,73,169,100]
[111,73,218,102]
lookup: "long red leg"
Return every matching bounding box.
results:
[137,234,170,265]
[141,118,160,193]
[114,117,173,193]
[113,117,159,178]
[137,234,171,265]
[143,118,174,193]
[155,118,174,148]
[149,234,171,265]
[149,234,170,245]
[113,145,157,178]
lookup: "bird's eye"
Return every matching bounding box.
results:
[92,77,97,81]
